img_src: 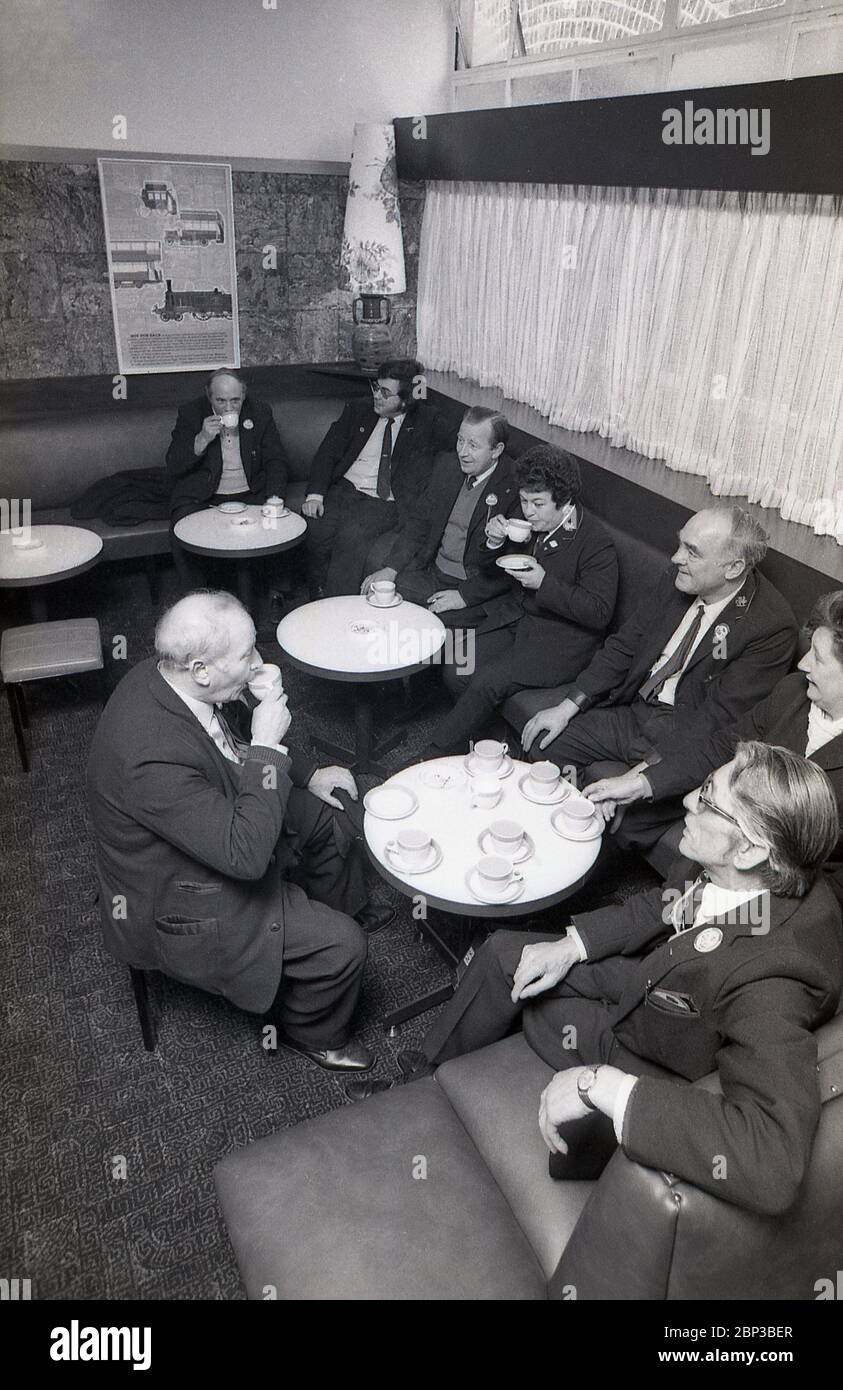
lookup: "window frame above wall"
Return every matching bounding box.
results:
[452,0,843,105]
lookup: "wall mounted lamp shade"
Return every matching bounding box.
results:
[340,123,406,374]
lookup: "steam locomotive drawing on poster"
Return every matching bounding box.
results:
[153,279,232,322]
[110,241,164,288]
[164,210,225,246]
[141,181,178,215]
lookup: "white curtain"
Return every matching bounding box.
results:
[417,181,843,542]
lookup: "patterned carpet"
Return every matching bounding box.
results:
[0,559,657,1299]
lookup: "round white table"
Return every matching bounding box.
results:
[0,524,103,620]
[364,755,603,1032]
[276,595,447,772]
[174,505,306,609]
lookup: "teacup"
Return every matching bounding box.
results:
[470,777,502,810]
[556,796,595,825]
[387,827,432,867]
[261,499,286,516]
[488,819,525,858]
[476,854,522,897]
[528,761,563,797]
[506,519,532,543]
[472,738,508,771]
[219,411,239,429]
[248,663,283,700]
[370,580,396,607]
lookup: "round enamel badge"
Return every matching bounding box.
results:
[714,623,729,642]
[694,927,723,953]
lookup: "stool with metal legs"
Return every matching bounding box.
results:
[1,618,106,771]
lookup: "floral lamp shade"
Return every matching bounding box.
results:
[340,123,406,296]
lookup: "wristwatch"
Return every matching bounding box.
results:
[577,1065,603,1111]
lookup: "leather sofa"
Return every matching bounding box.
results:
[214,1013,843,1299]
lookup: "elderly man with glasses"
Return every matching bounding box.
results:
[349,742,843,1218]
[300,359,455,598]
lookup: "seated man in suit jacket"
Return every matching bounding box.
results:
[165,368,289,591]
[522,506,798,780]
[584,589,843,899]
[422,445,619,756]
[360,404,517,638]
[301,359,454,597]
[354,744,843,1218]
[87,591,393,1075]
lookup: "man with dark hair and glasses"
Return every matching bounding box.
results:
[301,359,455,597]
[350,743,843,1218]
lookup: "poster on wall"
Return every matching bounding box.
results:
[98,157,240,375]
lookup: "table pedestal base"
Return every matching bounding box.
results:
[382,911,489,1036]
[312,685,413,777]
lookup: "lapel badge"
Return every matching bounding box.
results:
[242,419,253,430]
[735,595,747,608]
[693,926,723,953]
[485,494,498,508]
[714,623,729,642]
[547,539,558,549]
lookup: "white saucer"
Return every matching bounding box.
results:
[465,752,514,779]
[420,764,467,791]
[550,808,603,841]
[517,772,571,805]
[466,867,525,905]
[363,784,419,820]
[495,554,533,573]
[11,537,45,551]
[385,840,442,875]
[478,829,533,863]
[261,506,289,518]
[367,593,403,609]
[218,501,246,514]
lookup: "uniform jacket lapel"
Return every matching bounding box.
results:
[681,569,759,680]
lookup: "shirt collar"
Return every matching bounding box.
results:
[698,577,746,618]
[465,462,497,490]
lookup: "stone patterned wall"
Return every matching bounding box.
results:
[0,162,423,379]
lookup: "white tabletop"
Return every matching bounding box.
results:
[364,757,603,918]
[0,525,103,586]
[276,595,447,683]
[174,505,306,557]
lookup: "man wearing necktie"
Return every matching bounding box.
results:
[87,591,394,1075]
[301,359,454,598]
[522,506,797,785]
[354,744,843,1218]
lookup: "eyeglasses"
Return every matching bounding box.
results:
[370,382,396,398]
[696,775,749,834]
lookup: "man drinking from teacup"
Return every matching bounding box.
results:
[348,743,843,1218]
[87,591,394,1075]
[166,368,289,593]
[420,445,618,758]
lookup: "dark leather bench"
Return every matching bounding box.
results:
[215,1013,843,1300]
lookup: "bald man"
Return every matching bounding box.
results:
[87,591,392,1073]
[166,369,289,591]
[520,506,797,785]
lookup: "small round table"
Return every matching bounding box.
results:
[0,524,103,621]
[173,505,307,609]
[276,594,447,773]
[364,755,603,1030]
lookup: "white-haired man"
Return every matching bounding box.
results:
[87,591,392,1072]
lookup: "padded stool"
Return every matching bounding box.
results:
[1,618,105,771]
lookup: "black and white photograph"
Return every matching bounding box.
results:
[1,0,842,1346]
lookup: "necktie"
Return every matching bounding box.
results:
[638,603,705,704]
[376,418,394,501]
[212,706,247,764]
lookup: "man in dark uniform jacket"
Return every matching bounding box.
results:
[522,506,797,777]
[585,590,843,899]
[87,592,392,1074]
[301,358,454,597]
[166,368,289,590]
[423,445,618,755]
[389,744,842,1216]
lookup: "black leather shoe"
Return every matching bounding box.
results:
[355,903,396,935]
[282,1039,373,1072]
[344,1077,395,1102]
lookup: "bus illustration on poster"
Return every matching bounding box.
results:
[99,158,240,374]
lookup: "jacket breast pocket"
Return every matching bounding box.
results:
[616,993,716,1081]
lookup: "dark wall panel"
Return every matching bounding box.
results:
[396,74,843,195]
